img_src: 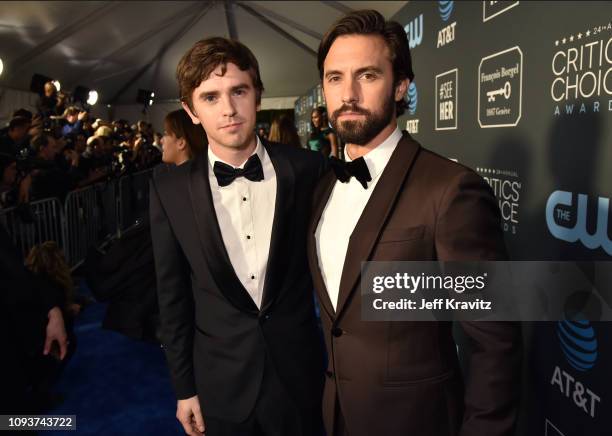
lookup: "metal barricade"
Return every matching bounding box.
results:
[63,185,105,267]
[1,169,154,267]
[118,169,152,235]
[0,197,64,260]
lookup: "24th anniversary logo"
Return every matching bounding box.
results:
[551,20,612,116]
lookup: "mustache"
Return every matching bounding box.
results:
[332,104,371,120]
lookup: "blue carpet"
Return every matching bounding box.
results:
[47,291,184,435]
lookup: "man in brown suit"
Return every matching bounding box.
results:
[307,10,522,436]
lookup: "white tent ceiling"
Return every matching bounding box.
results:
[0,1,408,105]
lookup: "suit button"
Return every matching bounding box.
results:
[325,370,335,379]
[332,327,343,337]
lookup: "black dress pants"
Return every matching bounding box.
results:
[203,356,322,436]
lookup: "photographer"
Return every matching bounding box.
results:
[27,133,77,202]
[0,117,31,156]
[36,81,66,119]
[0,155,38,209]
[132,132,161,172]
[60,106,87,139]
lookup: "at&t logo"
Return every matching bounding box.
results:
[439,0,454,21]
[557,318,598,371]
[407,81,418,115]
[405,82,419,134]
[550,318,601,418]
[437,1,456,48]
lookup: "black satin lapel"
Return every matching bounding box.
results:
[188,151,259,313]
[260,143,295,312]
[306,168,338,318]
[335,134,421,316]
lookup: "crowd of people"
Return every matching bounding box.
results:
[0,81,164,209]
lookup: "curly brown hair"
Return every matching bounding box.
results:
[26,241,74,306]
[176,37,264,112]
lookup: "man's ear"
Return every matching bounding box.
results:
[177,138,187,151]
[182,102,201,125]
[395,78,409,103]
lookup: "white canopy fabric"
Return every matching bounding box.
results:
[0,1,407,105]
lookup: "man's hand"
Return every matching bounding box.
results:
[44,306,68,360]
[176,395,205,436]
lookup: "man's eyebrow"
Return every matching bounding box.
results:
[198,83,251,98]
[324,69,343,79]
[355,66,383,75]
[230,83,251,92]
[198,90,219,99]
[324,66,383,78]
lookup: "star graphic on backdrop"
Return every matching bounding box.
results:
[569,35,574,42]
[586,30,591,37]
[562,37,567,44]
[555,40,559,46]
[577,32,583,39]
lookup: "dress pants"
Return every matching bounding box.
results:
[203,355,322,436]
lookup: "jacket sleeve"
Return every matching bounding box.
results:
[149,178,196,400]
[435,170,522,436]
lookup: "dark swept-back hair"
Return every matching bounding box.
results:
[164,110,207,157]
[176,37,265,112]
[317,9,415,116]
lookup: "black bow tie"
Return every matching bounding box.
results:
[213,154,264,187]
[330,156,372,189]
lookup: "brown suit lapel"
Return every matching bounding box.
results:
[335,132,421,316]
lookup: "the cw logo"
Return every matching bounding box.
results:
[546,190,612,255]
[404,14,423,49]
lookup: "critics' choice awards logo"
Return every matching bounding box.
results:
[405,82,419,134]
[550,318,601,418]
[546,191,612,256]
[437,1,456,48]
[483,1,519,23]
[476,167,521,234]
[404,14,423,49]
[478,46,523,128]
[435,68,458,130]
[551,21,612,116]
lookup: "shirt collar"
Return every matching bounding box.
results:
[345,126,402,184]
[208,135,264,169]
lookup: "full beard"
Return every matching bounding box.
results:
[330,90,395,146]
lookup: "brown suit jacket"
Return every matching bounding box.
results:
[307,132,521,436]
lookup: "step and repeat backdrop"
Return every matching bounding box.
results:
[396,2,611,436]
[296,2,612,435]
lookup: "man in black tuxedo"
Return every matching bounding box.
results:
[149,37,325,436]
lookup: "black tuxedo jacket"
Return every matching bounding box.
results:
[149,141,326,422]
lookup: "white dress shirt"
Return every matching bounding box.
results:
[208,137,276,309]
[315,127,402,310]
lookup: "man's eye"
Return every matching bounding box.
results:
[234,89,245,96]
[205,96,217,103]
[361,73,376,80]
[328,76,340,83]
